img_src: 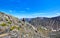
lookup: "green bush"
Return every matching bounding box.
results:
[10,25,20,31]
[7,21,12,24]
[0,22,7,26]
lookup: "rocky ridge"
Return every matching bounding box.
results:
[0,12,48,38]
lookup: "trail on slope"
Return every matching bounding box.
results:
[0,33,9,37]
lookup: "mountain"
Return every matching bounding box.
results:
[0,12,60,38]
[21,18,31,22]
[27,16,60,31]
[24,17,60,38]
[0,12,43,38]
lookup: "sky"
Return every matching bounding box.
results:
[0,0,60,18]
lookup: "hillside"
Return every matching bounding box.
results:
[27,17,60,31]
[23,17,60,38]
[0,12,43,38]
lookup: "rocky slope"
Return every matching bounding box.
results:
[24,17,60,38]
[0,12,48,38]
[27,17,60,31]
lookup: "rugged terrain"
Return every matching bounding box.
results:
[0,12,49,38]
[25,17,60,38]
[0,12,60,38]
[26,17,60,31]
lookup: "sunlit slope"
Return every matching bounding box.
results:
[0,12,43,38]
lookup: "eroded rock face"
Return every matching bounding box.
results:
[0,12,44,38]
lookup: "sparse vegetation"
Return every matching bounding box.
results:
[0,12,50,38]
[7,21,12,24]
[10,25,20,31]
[0,22,7,26]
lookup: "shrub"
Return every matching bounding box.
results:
[7,21,12,24]
[10,25,20,31]
[0,22,7,26]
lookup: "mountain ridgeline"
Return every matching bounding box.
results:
[25,17,60,31]
[0,12,60,38]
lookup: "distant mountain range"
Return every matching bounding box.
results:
[25,16,60,31]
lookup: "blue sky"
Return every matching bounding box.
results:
[0,0,60,18]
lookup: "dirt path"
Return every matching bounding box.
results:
[0,33,9,37]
